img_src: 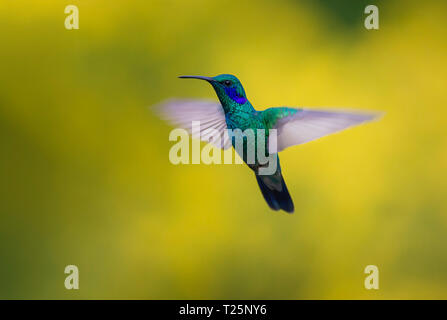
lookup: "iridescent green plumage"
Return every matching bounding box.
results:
[180,74,295,212]
[159,74,380,213]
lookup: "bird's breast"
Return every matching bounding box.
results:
[225,112,263,131]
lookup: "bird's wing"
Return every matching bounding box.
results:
[154,99,232,149]
[263,107,382,153]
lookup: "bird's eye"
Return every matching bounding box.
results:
[223,80,232,86]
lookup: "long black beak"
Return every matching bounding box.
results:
[178,75,215,82]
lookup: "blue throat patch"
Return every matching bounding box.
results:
[225,87,247,104]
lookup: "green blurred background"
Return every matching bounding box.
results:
[0,0,446,299]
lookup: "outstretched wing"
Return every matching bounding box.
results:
[154,99,232,149]
[263,107,382,153]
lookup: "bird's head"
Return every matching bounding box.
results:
[179,74,248,106]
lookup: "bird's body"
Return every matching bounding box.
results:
[156,74,380,213]
[222,103,295,212]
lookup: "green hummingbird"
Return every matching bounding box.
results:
[157,74,380,213]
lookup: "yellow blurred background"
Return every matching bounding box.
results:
[0,0,446,299]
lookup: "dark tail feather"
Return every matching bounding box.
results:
[256,173,294,213]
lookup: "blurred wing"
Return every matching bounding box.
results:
[154,99,232,149]
[268,108,382,152]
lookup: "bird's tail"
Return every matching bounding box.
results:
[255,172,294,213]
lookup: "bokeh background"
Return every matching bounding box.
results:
[0,0,446,299]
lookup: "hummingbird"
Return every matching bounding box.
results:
[156,74,380,213]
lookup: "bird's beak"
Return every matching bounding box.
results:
[178,75,215,83]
